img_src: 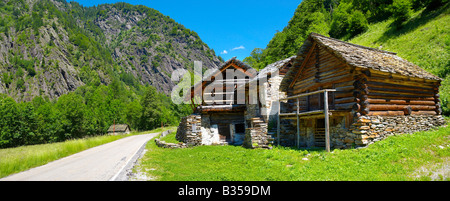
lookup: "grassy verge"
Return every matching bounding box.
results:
[159,129,179,144]
[136,123,449,181]
[0,127,170,178]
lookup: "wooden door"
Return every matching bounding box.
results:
[218,124,231,143]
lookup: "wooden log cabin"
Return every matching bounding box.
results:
[279,32,445,150]
[176,56,295,148]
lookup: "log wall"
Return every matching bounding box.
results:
[287,43,442,117]
[289,45,354,112]
[364,70,441,116]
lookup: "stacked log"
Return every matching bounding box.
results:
[434,83,442,115]
[364,70,441,116]
[352,74,369,117]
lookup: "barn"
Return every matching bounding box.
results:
[178,57,257,146]
[176,56,295,148]
[278,33,445,150]
[107,124,131,135]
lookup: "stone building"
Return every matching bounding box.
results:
[176,56,294,148]
[178,58,255,146]
[175,32,445,150]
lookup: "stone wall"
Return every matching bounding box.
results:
[155,138,188,149]
[175,114,202,146]
[200,115,223,145]
[243,127,271,149]
[343,115,446,148]
[277,115,446,149]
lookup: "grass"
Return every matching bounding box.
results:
[159,129,180,144]
[349,6,449,76]
[0,127,172,179]
[135,123,449,181]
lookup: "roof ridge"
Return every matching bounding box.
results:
[310,32,397,55]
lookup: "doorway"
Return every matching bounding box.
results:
[218,124,231,143]
[314,119,326,147]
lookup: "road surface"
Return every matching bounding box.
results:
[1,133,158,181]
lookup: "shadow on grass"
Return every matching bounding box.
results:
[376,3,449,44]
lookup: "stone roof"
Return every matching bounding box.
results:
[257,56,296,78]
[107,124,130,132]
[281,33,441,91]
[242,56,296,88]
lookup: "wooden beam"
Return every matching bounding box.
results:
[296,98,300,148]
[367,98,436,106]
[279,110,325,117]
[368,104,436,111]
[324,91,330,153]
[277,99,280,146]
[281,89,337,101]
[368,111,405,116]
[289,42,317,88]
[368,93,435,100]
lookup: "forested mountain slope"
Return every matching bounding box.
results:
[0,0,222,101]
[0,0,221,148]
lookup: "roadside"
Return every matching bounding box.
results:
[1,133,158,181]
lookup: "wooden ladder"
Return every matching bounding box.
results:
[314,128,326,147]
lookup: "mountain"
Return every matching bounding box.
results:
[0,0,222,101]
[244,0,449,114]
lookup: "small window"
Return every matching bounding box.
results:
[192,124,197,133]
[235,123,245,133]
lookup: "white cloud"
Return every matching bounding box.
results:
[231,45,245,51]
[220,50,228,54]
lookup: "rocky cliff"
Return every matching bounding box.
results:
[0,0,222,101]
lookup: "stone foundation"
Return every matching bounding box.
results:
[243,127,271,149]
[155,138,188,149]
[278,115,446,149]
[343,115,446,148]
[175,114,202,146]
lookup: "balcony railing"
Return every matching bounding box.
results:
[277,89,336,152]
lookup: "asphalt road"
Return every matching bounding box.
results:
[1,133,158,181]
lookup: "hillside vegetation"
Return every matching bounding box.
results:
[0,0,221,101]
[244,0,449,114]
[349,5,450,114]
[0,0,224,148]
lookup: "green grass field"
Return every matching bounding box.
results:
[0,128,170,179]
[135,123,449,181]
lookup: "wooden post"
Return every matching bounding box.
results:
[277,99,281,146]
[296,97,300,148]
[324,91,330,152]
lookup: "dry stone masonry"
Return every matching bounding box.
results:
[344,115,446,148]
[176,114,202,146]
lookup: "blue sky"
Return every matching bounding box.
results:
[71,0,301,61]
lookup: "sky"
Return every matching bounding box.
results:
[71,0,301,61]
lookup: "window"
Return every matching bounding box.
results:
[235,123,245,134]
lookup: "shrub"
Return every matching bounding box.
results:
[390,0,413,24]
[348,10,369,36]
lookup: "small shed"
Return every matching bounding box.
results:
[107,124,131,135]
